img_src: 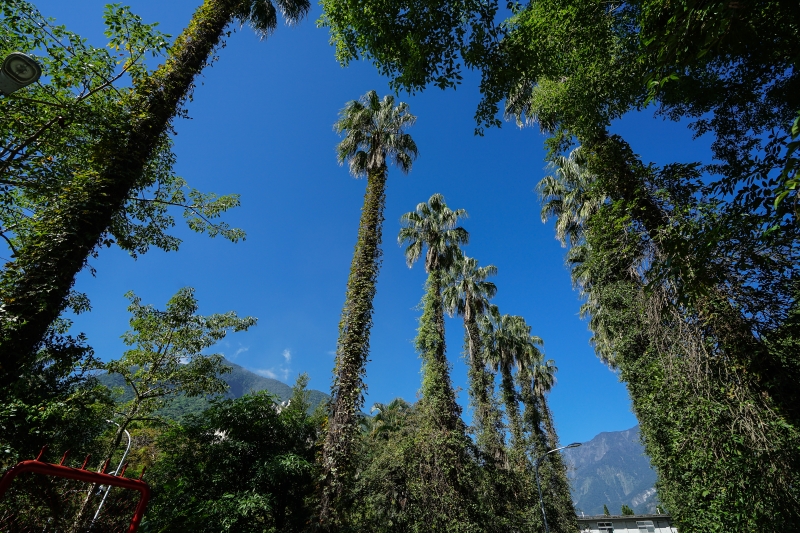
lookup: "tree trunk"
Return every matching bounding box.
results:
[72,419,132,532]
[464,313,504,463]
[499,364,523,463]
[0,0,240,388]
[319,168,387,528]
[590,132,800,430]
[417,269,460,429]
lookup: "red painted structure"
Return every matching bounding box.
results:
[0,448,151,533]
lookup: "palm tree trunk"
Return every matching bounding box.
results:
[0,0,240,387]
[499,365,523,463]
[590,132,800,429]
[417,269,460,430]
[464,314,504,463]
[320,168,387,527]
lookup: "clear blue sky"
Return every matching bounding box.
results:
[35,0,711,446]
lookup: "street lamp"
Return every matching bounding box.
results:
[0,52,42,95]
[90,420,132,526]
[534,442,582,533]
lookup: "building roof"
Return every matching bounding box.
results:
[577,514,671,521]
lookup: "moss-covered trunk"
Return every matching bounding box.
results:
[320,168,387,528]
[581,135,800,530]
[464,313,504,464]
[518,366,577,533]
[417,269,460,429]
[498,363,523,460]
[0,0,239,386]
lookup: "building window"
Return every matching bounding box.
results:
[637,520,655,532]
[598,522,614,532]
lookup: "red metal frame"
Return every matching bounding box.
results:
[0,448,151,533]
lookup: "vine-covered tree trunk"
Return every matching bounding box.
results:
[499,365,523,461]
[464,314,504,464]
[417,269,460,429]
[404,269,487,532]
[0,0,239,387]
[581,135,800,529]
[591,132,799,430]
[518,366,577,533]
[320,168,387,528]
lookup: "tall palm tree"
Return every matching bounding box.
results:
[481,309,532,457]
[532,358,559,448]
[398,193,468,429]
[320,91,417,526]
[0,0,311,385]
[442,255,504,461]
[518,351,578,533]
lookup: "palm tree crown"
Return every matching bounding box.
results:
[335,90,418,177]
[443,254,497,327]
[233,0,311,37]
[398,193,469,272]
[537,146,605,248]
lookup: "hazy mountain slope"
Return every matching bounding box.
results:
[562,426,660,515]
[96,359,329,418]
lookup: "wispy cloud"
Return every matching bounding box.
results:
[252,348,292,382]
[326,350,336,357]
[233,346,249,359]
[255,368,278,379]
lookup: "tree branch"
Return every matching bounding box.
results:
[126,196,229,232]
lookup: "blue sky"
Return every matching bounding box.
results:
[35,0,711,446]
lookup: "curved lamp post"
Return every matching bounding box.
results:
[535,442,582,533]
[91,420,132,525]
[0,52,42,95]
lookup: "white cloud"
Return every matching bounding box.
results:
[232,346,249,359]
[252,348,293,383]
[326,350,336,356]
[255,368,278,379]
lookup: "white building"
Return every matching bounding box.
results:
[577,514,676,533]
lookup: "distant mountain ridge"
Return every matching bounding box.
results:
[562,425,660,515]
[97,359,329,418]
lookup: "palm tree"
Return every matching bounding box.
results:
[537,145,604,248]
[396,194,487,531]
[442,255,504,461]
[538,146,618,365]
[519,353,579,533]
[532,358,559,448]
[369,398,412,438]
[320,91,417,525]
[0,0,311,385]
[398,193,468,429]
[481,309,532,457]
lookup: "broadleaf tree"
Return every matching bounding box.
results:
[72,287,255,530]
[0,0,309,389]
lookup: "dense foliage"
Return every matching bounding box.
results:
[0,0,248,389]
[142,380,320,533]
[318,0,800,529]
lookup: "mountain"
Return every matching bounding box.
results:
[562,425,660,515]
[96,359,330,419]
